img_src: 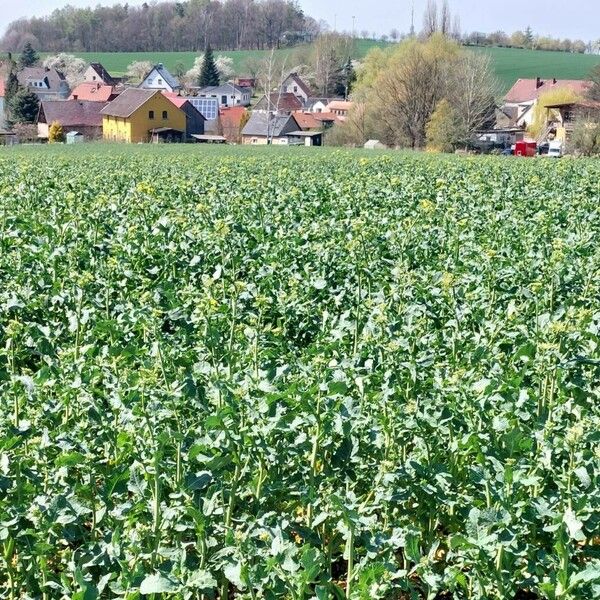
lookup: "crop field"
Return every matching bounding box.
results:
[0,145,599,599]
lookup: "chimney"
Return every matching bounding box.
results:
[158,63,164,69]
[553,78,557,84]
[536,77,542,89]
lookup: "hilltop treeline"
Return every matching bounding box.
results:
[0,0,319,53]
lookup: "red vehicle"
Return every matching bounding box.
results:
[514,141,537,157]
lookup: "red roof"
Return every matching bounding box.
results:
[70,83,118,102]
[505,78,592,103]
[0,79,5,97]
[164,94,187,108]
[313,112,344,125]
[291,111,321,130]
[220,106,247,128]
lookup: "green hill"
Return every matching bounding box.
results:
[60,42,599,94]
[470,46,600,92]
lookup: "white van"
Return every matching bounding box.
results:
[548,141,563,158]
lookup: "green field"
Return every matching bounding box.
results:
[471,46,600,92]
[1,144,600,599]
[62,39,391,80]
[60,42,600,93]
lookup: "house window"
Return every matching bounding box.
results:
[294,86,298,92]
[251,138,258,144]
[92,75,96,81]
[158,78,163,85]
[221,95,227,105]
[149,110,155,119]
[162,111,168,119]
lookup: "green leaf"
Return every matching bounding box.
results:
[139,573,179,594]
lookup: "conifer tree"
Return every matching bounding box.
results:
[10,89,39,123]
[19,42,39,68]
[198,45,220,87]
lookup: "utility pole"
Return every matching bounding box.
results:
[334,14,337,32]
[409,3,415,37]
[352,16,356,38]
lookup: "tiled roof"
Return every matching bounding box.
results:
[100,88,158,118]
[255,92,303,113]
[38,100,105,127]
[70,83,118,102]
[220,106,247,129]
[291,111,321,130]
[242,112,298,137]
[18,67,67,91]
[505,78,592,103]
[327,100,353,112]
[196,83,250,95]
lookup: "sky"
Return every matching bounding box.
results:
[0,0,598,41]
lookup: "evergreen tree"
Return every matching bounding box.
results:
[19,42,39,68]
[333,58,356,99]
[10,89,40,123]
[198,46,220,87]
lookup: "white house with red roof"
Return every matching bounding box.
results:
[281,72,313,104]
[503,77,592,128]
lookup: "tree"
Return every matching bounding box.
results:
[426,99,458,152]
[439,0,451,36]
[199,45,220,87]
[126,61,154,82]
[588,65,600,102]
[422,0,438,38]
[572,120,600,156]
[48,121,65,143]
[10,89,39,123]
[187,53,233,86]
[448,52,498,145]
[529,88,582,139]
[524,26,534,49]
[43,54,87,87]
[19,41,38,68]
[336,58,356,99]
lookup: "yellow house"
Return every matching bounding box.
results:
[101,88,187,143]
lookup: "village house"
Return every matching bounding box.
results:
[36,99,105,140]
[326,100,353,120]
[241,112,300,145]
[70,82,120,103]
[139,63,182,93]
[162,92,206,139]
[253,92,303,115]
[101,88,187,143]
[291,111,321,131]
[194,83,251,108]
[18,67,71,101]
[281,72,312,104]
[503,77,592,128]
[84,63,118,86]
[542,99,600,144]
[304,97,342,113]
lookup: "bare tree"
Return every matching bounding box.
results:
[449,52,499,145]
[439,0,451,36]
[451,14,462,41]
[422,0,438,38]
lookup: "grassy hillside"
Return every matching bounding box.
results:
[62,39,391,79]
[59,42,599,93]
[471,46,600,92]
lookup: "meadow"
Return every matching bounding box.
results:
[0,145,599,599]
[61,43,600,92]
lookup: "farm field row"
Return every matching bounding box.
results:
[0,145,599,598]
[54,44,600,92]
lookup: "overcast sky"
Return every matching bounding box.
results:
[0,0,598,40]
